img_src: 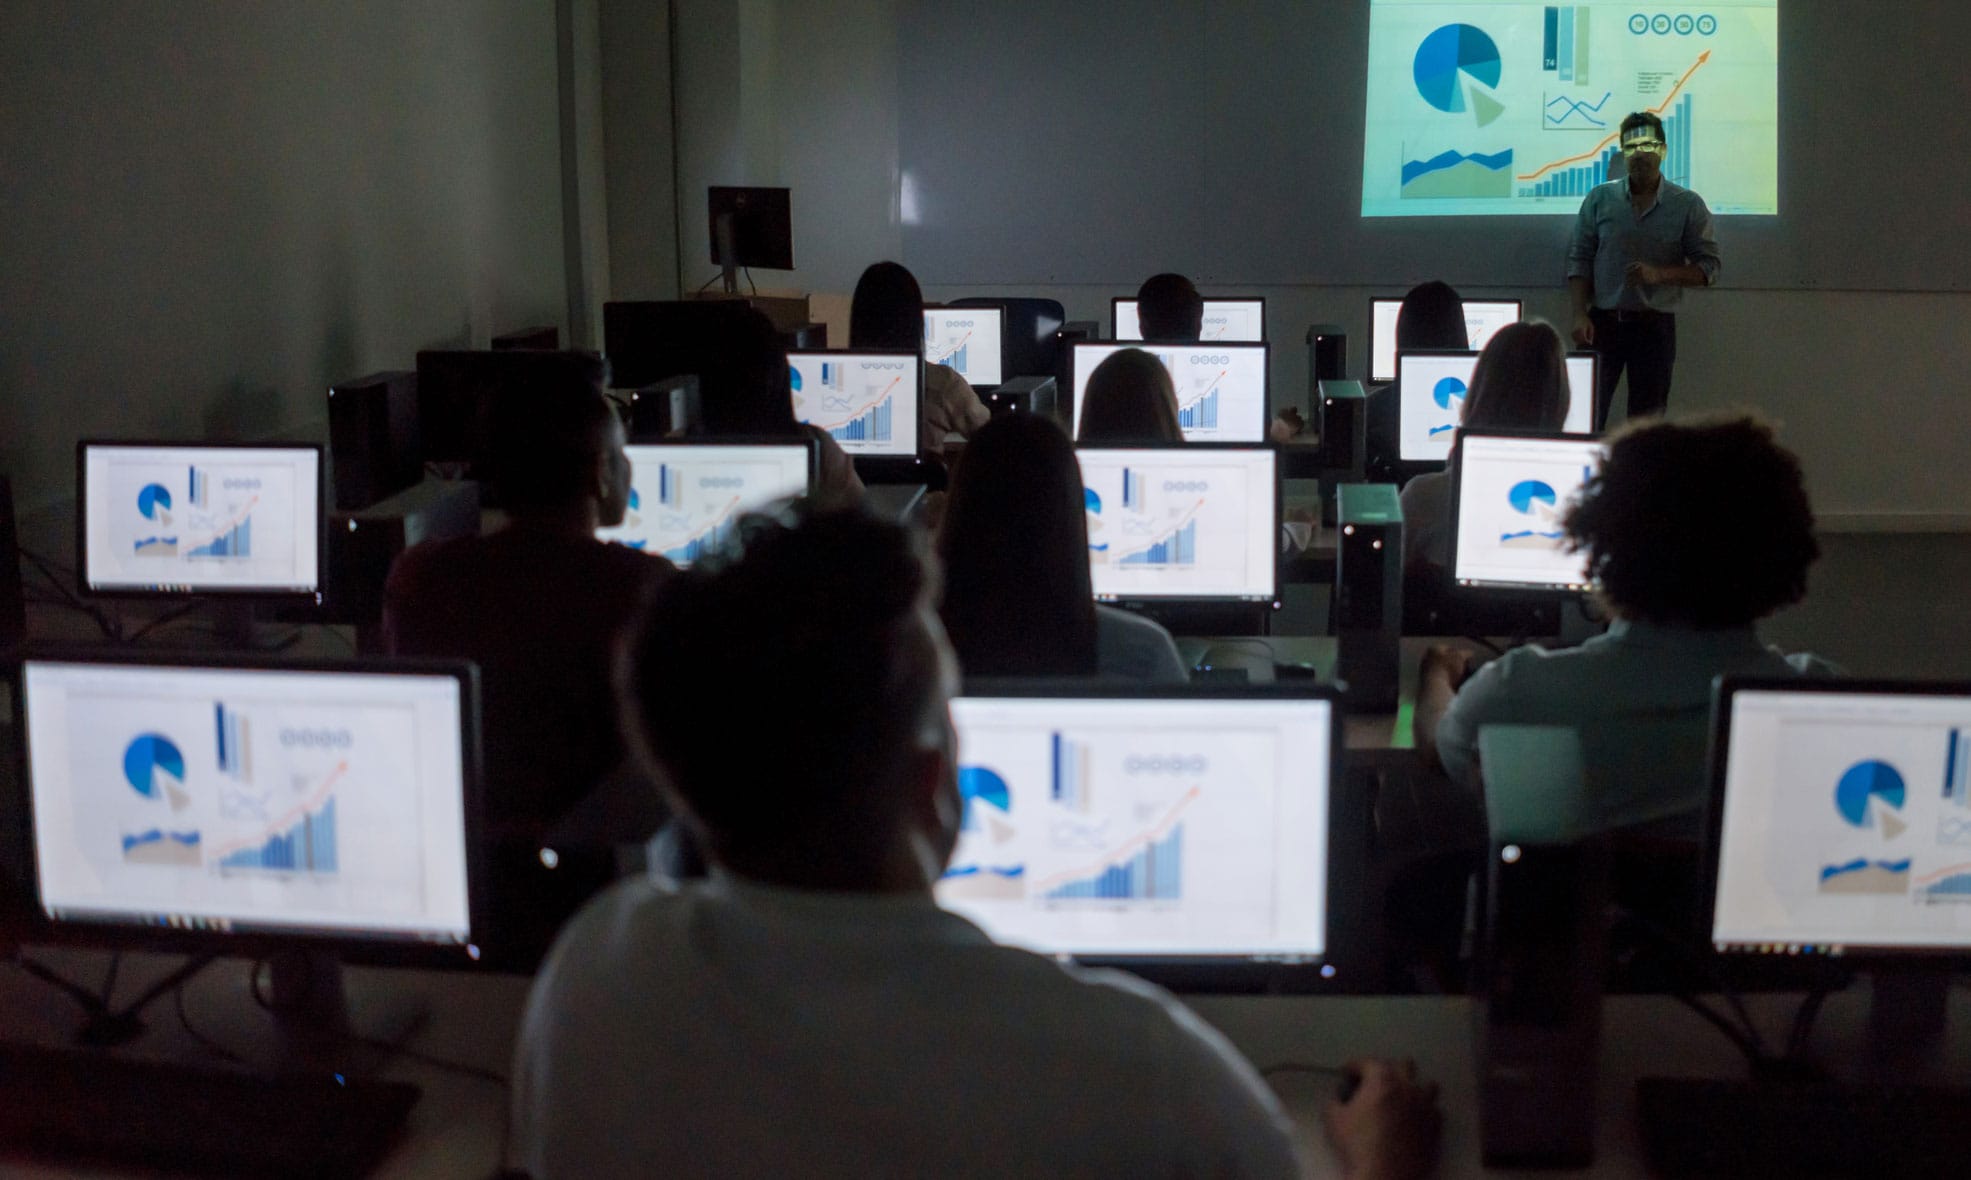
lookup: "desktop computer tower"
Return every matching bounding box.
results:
[1473,725,1606,1169]
[1306,323,1346,385]
[0,475,23,660]
[625,374,702,441]
[1315,380,1369,479]
[327,371,422,511]
[982,376,1058,420]
[1334,483,1402,711]
[318,479,482,636]
[491,326,560,350]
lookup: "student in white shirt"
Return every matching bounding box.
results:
[939,411,1187,683]
[511,504,1441,1179]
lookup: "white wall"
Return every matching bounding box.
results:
[0,1,569,516]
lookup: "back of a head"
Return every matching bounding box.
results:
[849,261,926,353]
[485,353,616,512]
[697,306,799,436]
[938,413,1098,677]
[1077,349,1184,444]
[1461,321,1570,432]
[620,506,944,864]
[1395,280,1468,353]
[1136,272,1203,344]
[1564,414,1818,628]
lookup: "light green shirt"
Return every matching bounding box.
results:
[1438,619,1836,834]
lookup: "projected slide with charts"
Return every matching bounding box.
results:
[598,444,810,566]
[937,696,1331,958]
[1452,433,1599,589]
[1072,344,1269,443]
[23,662,472,943]
[1713,689,1971,952]
[923,308,1003,387]
[82,446,320,594]
[789,352,921,457]
[1397,352,1596,459]
[1114,300,1266,344]
[1363,1,1777,217]
[1077,448,1276,601]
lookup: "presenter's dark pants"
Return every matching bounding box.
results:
[1591,308,1676,429]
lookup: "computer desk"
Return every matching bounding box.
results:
[8,950,1964,1179]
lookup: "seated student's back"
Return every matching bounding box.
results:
[1077,348,1185,446]
[850,261,989,455]
[1369,281,1466,481]
[699,305,863,505]
[1136,272,1204,344]
[512,506,1440,1179]
[939,412,1187,683]
[1418,414,1833,835]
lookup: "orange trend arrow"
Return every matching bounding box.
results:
[1516,51,1711,183]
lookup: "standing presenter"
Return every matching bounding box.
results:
[1567,111,1721,427]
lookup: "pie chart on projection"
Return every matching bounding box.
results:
[1414,24,1506,128]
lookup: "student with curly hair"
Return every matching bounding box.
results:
[1414,413,1833,833]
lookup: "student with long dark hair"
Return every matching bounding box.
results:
[1369,280,1468,480]
[1076,348,1184,445]
[850,261,989,457]
[701,306,861,505]
[938,413,1187,683]
[1400,320,1572,570]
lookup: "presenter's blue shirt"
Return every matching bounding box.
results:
[1566,178,1721,313]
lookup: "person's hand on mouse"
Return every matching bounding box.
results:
[1322,1058,1442,1180]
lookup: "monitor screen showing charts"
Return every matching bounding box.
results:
[938,692,1333,962]
[1070,343,1270,443]
[21,658,475,946]
[597,442,813,567]
[788,350,922,458]
[1076,446,1277,602]
[1111,298,1267,343]
[1451,431,1599,592]
[79,443,323,598]
[1396,350,1595,462]
[1370,297,1523,384]
[923,306,1004,388]
[1710,681,1971,958]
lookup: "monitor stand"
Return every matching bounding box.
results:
[209,601,303,653]
[259,949,430,1078]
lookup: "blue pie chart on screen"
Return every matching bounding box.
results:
[1834,760,1905,829]
[789,366,804,393]
[137,483,172,519]
[1508,480,1557,515]
[123,734,186,800]
[958,766,1011,831]
[1432,377,1468,409]
[1414,24,1503,118]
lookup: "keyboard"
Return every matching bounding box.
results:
[0,1041,420,1178]
[1637,1075,1971,1178]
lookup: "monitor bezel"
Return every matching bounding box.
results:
[1069,340,1273,444]
[1393,348,1483,467]
[1072,442,1282,608]
[923,304,1008,389]
[11,648,489,967]
[609,437,821,561]
[1108,296,1271,343]
[75,440,328,604]
[1447,427,1602,596]
[786,348,927,459]
[948,678,1365,993]
[1705,675,1971,966]
[1565,350,1603,432]
[1368,295,1525,384]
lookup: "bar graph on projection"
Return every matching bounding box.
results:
[1178,388,1220,430]
[215,703,249,781]
[1542,6,1591,85]
[1043,824,1183,901]
[1519,91,1693,196]
[1119,515,1199,567]
[1051,733,1090,811]
[188,514,251,559]
[217,796,338,874]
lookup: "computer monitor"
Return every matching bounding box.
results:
[1069,342,1271,443]
[787,350,923,458]
[1369,296,1523,384]
[414,348,604,468]
[597,439,816,566]
[77,442,324,602]
[16,653,480,955]
[939,683,1344,987]
[1449,430,1601,593]
[1111,297,1268,343]
[707,186,793,271]
[1075,446,1278,604]
[1395,350,1597,463]
[1708,678,1971,961]
[923,305,1005,388]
